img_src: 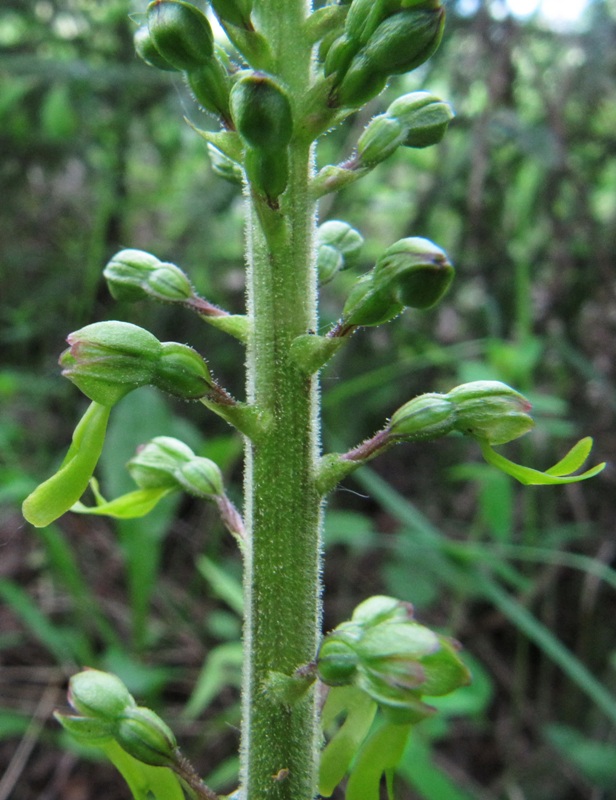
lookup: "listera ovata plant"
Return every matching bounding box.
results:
[22,1,605,799]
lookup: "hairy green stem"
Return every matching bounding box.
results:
[241,3,322,799]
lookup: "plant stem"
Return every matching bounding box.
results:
[241,3,322,800]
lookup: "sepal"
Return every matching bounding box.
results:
[230,71,293,152]
[134,24,178,71]
[147,0,214,72]
[68,668,135,721]
[60,322,161,407]
[372,236,454,309]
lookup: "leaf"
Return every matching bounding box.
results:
[197,555,243,615]
[183,641,243,719]
[22,402,111,527]
[72,486,174,518]
[478,437,605,485]
[544,723,616,788]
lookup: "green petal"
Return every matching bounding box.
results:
[22,402,111,527]
[544,436,593,477]
[71,486,174,519]
[479,439,606,486]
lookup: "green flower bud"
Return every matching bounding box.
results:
[134,24,178,71]
[127,436,195,489]
[68,669,136,722]
[318,220,364,269]
[230,72,293,152]
[345,0,393,46]
[317,220,364,283]
[447,380,534,445]
[337,6,444,106]
[104,249,194,304]
[317,245,343,284]
[244,147,289,205]
[176,456,224,497]
[154,341,212,399]
[324,33,354,78]
[187,55,232,123]
[388,91,454,148]
[341,272,404,329]
[373,237,454,309]
[207,143,243,184]
[336,62,388,108]
[389,392,455,441]
[317,637,359,686]
[361,6,445,75]
[210,0,253,29]
[356,114,406,167]
[115,706,178,768]
[60,322,162,406]
[147,0,213,72]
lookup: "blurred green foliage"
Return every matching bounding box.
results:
[1,0,615,798]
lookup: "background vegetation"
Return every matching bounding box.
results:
[1,0,615,797]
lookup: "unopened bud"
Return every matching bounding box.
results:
[373,237,454,309]
[134,24,177,71]
[447,380,534,445]
[361,6,445,75]
[230,72,293,152]
[115,706,178,768]
[147,0,213,72]
[68,669,135,722]
[128,436,194,489]
[337,6,444,106]
[244,147,289,204]
[60,322,161,406]
[389,393,455,441]
[154,342,212,399]
[187,54,232,123]
[176,457,224,497]
[388,91,454,148]
[317,220,364,283]
[341,273,404,329]
[104,249,194,304]
[356,114,406,166]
